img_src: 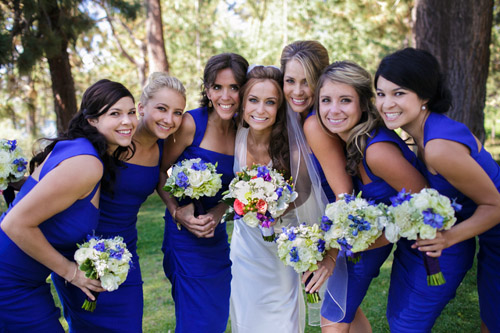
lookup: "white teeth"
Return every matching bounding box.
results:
[328,118,344,124]
[292,98,305,104]
[158,124,171,130]
[252,116,267,121]
[117,130,131,134]
[219,104,232,110]
[385,112,401,120]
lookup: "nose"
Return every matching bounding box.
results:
[121,113,133,125]
[382,95,395,109]
[221,88,230,100]
[328,101,341,114]
[293,84,302,96]
[164,111,173,124]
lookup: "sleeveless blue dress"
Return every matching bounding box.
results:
[52,141,163,332]
[0,138,101,332]
[387,112,500,332]
[162,107,234,333]
[326,127,418,323]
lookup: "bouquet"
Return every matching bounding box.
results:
[0,139,27,190]
[276,223,326,303]
[321,193,386,263]
[221,165,297,241]
[163,158,222,218]
[74,235,132,311]
[384,188,460,285]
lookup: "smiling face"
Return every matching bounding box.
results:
[138,87,185,139]
[375,76,428,131]
[206,68,240,120]
[89,96,138,152]
[242,80,280,132]
[318,80,362,141]
[283,59,314,115]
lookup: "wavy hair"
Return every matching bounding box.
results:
[237,66,290,178]
[316,61,383,176]
[140,72,186,105]
[30,79,135,192]
[199,53,249,110]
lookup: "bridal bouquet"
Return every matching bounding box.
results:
[0,139,27,190]
[276,223,326,303]
[384,188,460,285]
[221,165,297,241]
[163,158,222,217]
[74,235,132,312]
[321,193,386,263]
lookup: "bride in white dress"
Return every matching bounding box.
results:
[229,65,305,333]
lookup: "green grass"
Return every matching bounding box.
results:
[50,194,480,332]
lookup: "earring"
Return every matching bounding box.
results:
[208,100,213,108]
[421,105,427,111]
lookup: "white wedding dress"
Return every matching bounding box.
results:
[230,127,306,333]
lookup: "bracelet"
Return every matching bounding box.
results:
[172,207,181,230]
[65,263,78,285]
[326,254,337,265]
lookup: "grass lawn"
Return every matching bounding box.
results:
[51,194,481,332]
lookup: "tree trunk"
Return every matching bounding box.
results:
[26,77,38,138]
[40,0,77,134]
[414,0,493,143]
[146,0,169,74]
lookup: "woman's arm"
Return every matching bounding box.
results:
[156,113,215,237]
[414,139,500,256]
[1,155,106,300]
[304,116,353,198]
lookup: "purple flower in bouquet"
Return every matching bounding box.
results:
[390,188,412,206]
[422,209,444,229]
[289,247,300,262]
[191,161,207,171]
[320,216,332,232]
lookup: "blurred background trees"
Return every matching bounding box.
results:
[0,0,498,149]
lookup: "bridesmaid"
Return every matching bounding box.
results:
[52,73,186,332]
[0,79,136,332]
[230,65,305,332]
[316,61,427,332]
[375,48,500,333]
[157,53,248,332]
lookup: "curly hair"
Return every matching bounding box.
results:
[237,66,290,178]
[30,79,135,192]
[315,61,384,176]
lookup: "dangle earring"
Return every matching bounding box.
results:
[208,99,213,108]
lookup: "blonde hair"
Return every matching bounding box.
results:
[280,40,330,94]
[140,72,186,105]
[315,61,383,176]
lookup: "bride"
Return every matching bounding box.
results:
[229,65,305,332]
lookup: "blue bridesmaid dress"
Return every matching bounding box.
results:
[162,107,234,333]
[387,112,500,332]
[0,138,101,332]
[51,141,163,332]
[324,127,419,323]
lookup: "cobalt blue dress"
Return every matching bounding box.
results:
[326,127,419,323]
[162,107,234,333]
[387,112,500,332]
[52,141,163,332]
[0,138,101,332]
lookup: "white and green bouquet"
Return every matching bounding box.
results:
[320,193,386,263]
[74,235,132,312]
[276,223,326,303]
[163,158,222,217]
[221,165,297,241]
[384,188,460,286]
[0,139,27,191]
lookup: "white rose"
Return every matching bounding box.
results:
[100,273,121,291]
[242,212,260,228]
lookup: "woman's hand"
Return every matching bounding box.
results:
[174,203,215,238]
[302,251,337,293]
[66,262,105,300]
[412,231,448,257]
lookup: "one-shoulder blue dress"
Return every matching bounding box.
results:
[325,127,419,323]
[52,140,163,332]
[162,107,234,333]
[0,138,101,332]
[387,112,500,332]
